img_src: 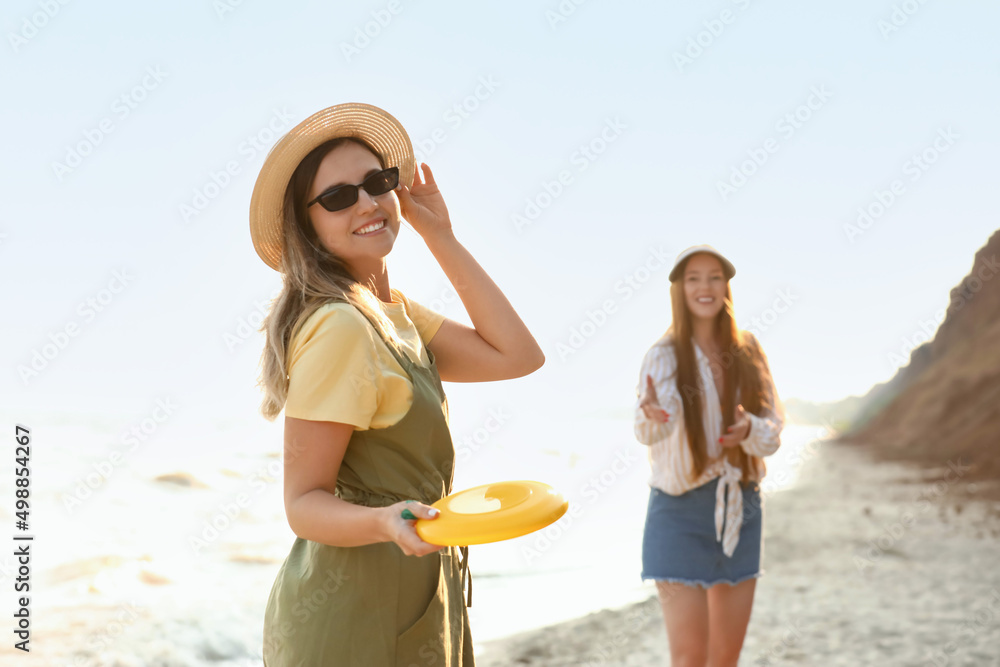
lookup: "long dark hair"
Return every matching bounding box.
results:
[662,257,781,484]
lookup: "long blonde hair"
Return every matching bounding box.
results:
[255,137,404,422]
[663,258,783,484]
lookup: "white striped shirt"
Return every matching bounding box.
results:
[634,332,784,557]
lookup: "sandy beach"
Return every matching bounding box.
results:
[477,439,1000,666]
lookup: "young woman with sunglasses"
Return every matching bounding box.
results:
[633,246,785,667]
[250,104,544,666]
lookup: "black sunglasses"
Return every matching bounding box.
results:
[307,167,399,212]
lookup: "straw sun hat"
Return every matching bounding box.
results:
[248,102,416,272]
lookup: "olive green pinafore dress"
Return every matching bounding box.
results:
[262,305,475,666]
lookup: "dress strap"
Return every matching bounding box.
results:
[459,545,472,608]
[352,308,417,376]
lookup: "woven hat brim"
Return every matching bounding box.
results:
[249,103,416,272]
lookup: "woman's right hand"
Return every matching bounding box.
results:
[639,374,670,423]
[381,500,444,556]
[395,162,453,241]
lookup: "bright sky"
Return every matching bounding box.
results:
[3,0,998,432]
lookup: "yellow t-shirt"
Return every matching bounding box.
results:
[284,288,446,430]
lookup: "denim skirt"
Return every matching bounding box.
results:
[641,477,763,588]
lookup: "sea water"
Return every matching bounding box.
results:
[5,405,828,664]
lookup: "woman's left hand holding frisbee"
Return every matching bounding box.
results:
[382,499,443,557]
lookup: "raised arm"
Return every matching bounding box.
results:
[395,163,544,383]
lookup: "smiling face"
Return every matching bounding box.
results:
[683,253,727,322]
[306,140,401,277]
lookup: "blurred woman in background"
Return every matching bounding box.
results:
[634,244,785,667]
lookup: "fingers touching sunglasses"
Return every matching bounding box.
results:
[307,167,400,212]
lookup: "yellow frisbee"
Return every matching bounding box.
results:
[415,480,569,546]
